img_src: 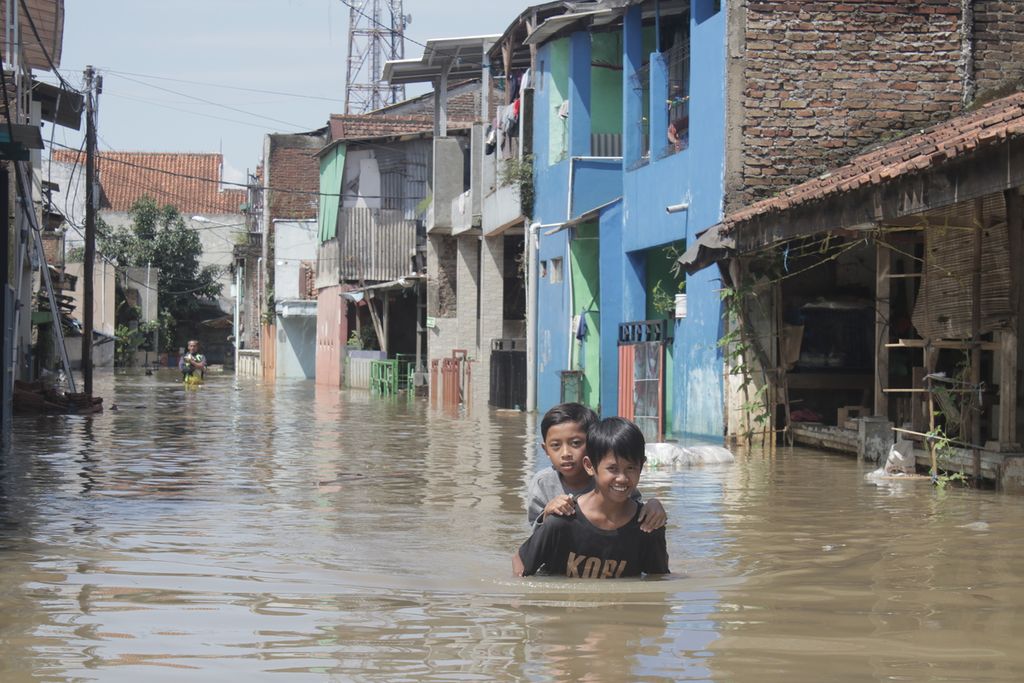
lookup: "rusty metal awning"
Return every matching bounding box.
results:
[32,79,83,130]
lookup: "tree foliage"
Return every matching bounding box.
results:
[98,196,223,322]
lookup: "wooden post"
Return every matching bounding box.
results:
[1006,189,1023,446]
[970,199,983,481]
[874,241,891,417]
[774,281,792,445]
[928,374,938,477]
[1000,330,1018,445]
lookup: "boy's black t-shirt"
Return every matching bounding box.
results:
[517,501,669,578]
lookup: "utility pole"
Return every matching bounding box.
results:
[82,66,97,396]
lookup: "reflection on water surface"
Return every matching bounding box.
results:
[2,371,1023,681]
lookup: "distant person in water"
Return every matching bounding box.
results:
[179,339,207,381]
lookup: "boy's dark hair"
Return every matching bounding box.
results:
[540,402,599,440]
[586,417,647,467]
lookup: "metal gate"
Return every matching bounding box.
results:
[617,320,671,442]
[489,338,526,409]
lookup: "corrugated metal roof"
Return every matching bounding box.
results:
[4,0,64,71]
[384,35,500,85]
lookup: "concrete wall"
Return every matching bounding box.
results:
[273,219,318,300]
[96,212,244,316]
[65,260,116,338]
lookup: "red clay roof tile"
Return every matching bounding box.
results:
[50,149,246,215]
[721,91,1024,233]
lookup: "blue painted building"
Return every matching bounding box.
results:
[531,0,726,440]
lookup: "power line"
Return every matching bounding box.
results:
[109,72,316,132]
[89,68,346,104]
[103,91,304,132]
[48,139,412,201]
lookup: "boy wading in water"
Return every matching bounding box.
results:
[526,403,665,532]
[179,340,207,381]
[514,417,669,578]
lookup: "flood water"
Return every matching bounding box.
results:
[2,371,1024,681]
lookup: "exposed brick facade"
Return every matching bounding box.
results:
[265,133,325,220]
[728,0,1024,213]
[974,0,1024,97]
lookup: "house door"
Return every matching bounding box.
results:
[617,320,671,443]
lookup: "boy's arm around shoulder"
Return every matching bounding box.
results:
[637,497,667,533]
[640,523,670,575]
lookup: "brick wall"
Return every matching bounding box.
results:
[974,0,1024,97]
[428,234,458,317]
[729,0,967,211]
[267,133,326,220]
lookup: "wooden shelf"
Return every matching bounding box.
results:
[785,373,873,390]
[884,338,999,351]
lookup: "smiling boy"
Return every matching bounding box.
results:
[514,416,669,578]
[526,403,666,532]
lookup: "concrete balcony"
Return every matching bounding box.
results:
[569,156,622,219]
[427,137,465,234]
[452,124,483,235]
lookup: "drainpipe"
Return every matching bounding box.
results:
[234,265,241,373]
[527,221,567,413]
[527,222,539,412]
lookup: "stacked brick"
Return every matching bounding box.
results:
[732,0,969,211]
[973,0,1024,96]
[266,133,325,220]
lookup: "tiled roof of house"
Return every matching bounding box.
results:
[721,91,1024,234]
[328,86,479,143]
[328,114,437,140]
[50,149,246,214]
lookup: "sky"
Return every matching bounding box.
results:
[42,0,513,184]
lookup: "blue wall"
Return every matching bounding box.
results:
[532,2,728,437]
[534,40,572,411]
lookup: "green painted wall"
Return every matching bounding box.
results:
[591,32,623,135]
[644,241,686,321]
[569,222,601,409]
[643,240,685,436]
[318,144,346,242]
[547,38,570,165]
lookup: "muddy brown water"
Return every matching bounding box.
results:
[2,371,1023,681]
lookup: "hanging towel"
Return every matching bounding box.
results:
[575,313,589,341]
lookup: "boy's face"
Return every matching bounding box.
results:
[542,421,588,479]
[584,452,642,502]
[188,341,198,353]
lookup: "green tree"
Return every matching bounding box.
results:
[98,197,223,351]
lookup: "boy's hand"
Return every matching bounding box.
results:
[638,497,667,533]
[542,494,576,521]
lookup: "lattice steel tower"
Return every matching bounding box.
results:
[345,0,408,113]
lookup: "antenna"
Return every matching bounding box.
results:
[344,0,408,114]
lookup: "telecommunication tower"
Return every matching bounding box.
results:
[344,0,408,114]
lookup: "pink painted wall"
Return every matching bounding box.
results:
[316,286,347,387]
